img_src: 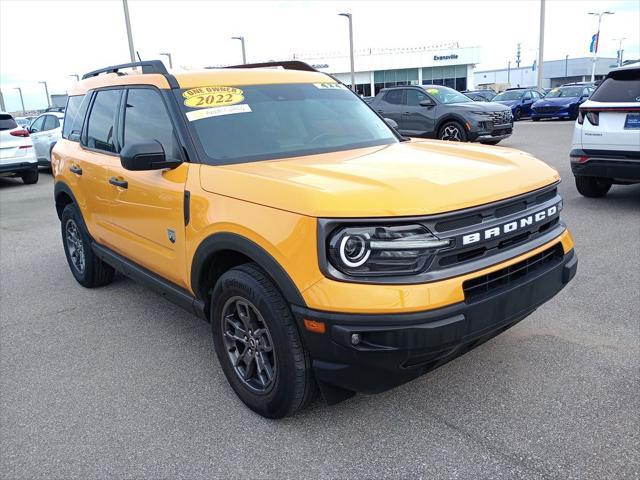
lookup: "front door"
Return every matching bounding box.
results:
[104,87,189,288]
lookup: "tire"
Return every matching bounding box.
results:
[574,176,612,198]
[21,169,38,184]
[532,117,540,122]
[438,121,467,142]
[513,108,522,121]
[211,263,316,418]
[61,204,115,288]
[480,139,501,145]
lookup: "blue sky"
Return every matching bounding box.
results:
[1,0,638,112]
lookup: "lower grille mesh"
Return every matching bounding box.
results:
[463,243,564,300]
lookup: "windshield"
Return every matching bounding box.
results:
[494,90,525,101]
[546,87,584,98]
[183,83,397,164]
[422,86,472,104]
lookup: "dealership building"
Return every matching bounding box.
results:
[299,44,481,96]
[474,57,618,89]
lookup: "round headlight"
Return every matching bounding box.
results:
[339,234,371,267]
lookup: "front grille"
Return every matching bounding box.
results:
[489,111,512,125]
[534,106,560,114]
[462,243,564,301]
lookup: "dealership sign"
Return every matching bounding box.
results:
[434,54,459,61]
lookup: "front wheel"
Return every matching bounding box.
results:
[211,263,316,418]
[575,176,612,198]
[438,121,467,142]
[513,108,522,121]
[532,117,540,122]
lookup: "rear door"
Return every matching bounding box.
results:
[402,88,437,136]
[373,89,404,127]
[104,86,189,287]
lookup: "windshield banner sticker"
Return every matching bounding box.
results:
[313,83,348,90]
[185,104,252,122]
[183,86,244,108]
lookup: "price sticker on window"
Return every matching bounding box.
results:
[183,86,244,108]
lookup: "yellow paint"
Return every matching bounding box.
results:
[182,86,244,108]
[57,66,574,316]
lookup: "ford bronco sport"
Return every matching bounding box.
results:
[53,60,577,418]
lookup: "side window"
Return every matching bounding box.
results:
[43,115,59,131]
[405,89,428,106]
[122,88,181,160]
[383,89,404,105]
[523,91,533,100]
[532,91,541,99]
[62,95,89,141]
[30,116,45,133]
[86,89,121,153]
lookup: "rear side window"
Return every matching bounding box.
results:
[383,90,403,105]
[122,88,182,160]
[0,114,17,131]
[62,95,89,140]
[590,71,640,103]
[86,89,121,153]
[30,116,45,133]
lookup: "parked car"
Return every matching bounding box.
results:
[0,112,38,184]
[28,111,64,166]
[462,89,497,102]
[531,85,594,121]
[53,60,576,418]
[491,87,546,120]
[14,117,32,128]
[570,62,640,197]
[368,85,512,144]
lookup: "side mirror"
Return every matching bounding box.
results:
[120,140,181,171]
[384,118,399,129]
[419,99,435,107]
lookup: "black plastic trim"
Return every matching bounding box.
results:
[184,190,191,226]
[190,232,307,308]
[223,60,318,72]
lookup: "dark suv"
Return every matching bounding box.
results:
[368,85,513,145]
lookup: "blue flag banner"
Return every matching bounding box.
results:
[589,33,599,53]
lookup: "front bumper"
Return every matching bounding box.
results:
[531,109,573,119]
[293,247,577,402]
[468,122,513,142]
[570,148,640,183]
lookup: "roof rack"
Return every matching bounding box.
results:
[222,61,318,72]
[81,60,179,88]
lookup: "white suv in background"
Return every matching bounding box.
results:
[0,112,38,184]
[570,62,640,197]
[29,110,64,166]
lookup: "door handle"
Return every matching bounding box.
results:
[69,165,82,175]
[109,177,128,189]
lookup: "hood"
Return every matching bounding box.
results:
[200,140,560,218]
[443,101,510,113]
[493,99,520,107]
[533,96,579,107]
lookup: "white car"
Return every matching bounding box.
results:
[0,112,38,184]
[570,62,640,197]
[28,110,64,166]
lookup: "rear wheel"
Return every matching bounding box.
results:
[211,263,316,418]
[61,204,115,287]
[438,121,467,142]
[532,117,540,122]
[21,169,38,184]
[575,176,612,198]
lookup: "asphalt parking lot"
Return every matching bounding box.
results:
[1,120,639,479]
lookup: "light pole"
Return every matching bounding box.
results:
[338,13,355,91]
[69,74,79,81]
[588,10,614,82]
[38,81,51,108]
[613,37,626,67]
[14,87,25,114]
[159,52,173,69]
[565,54,569,78]
[122,0,136,63]
[507,61,511,83]
[536,0,545,89]
[231,36,246,64]
[0,90,6,112]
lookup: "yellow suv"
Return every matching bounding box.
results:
[53,60,577,418]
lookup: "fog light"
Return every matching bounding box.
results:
[351,333,361,345]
